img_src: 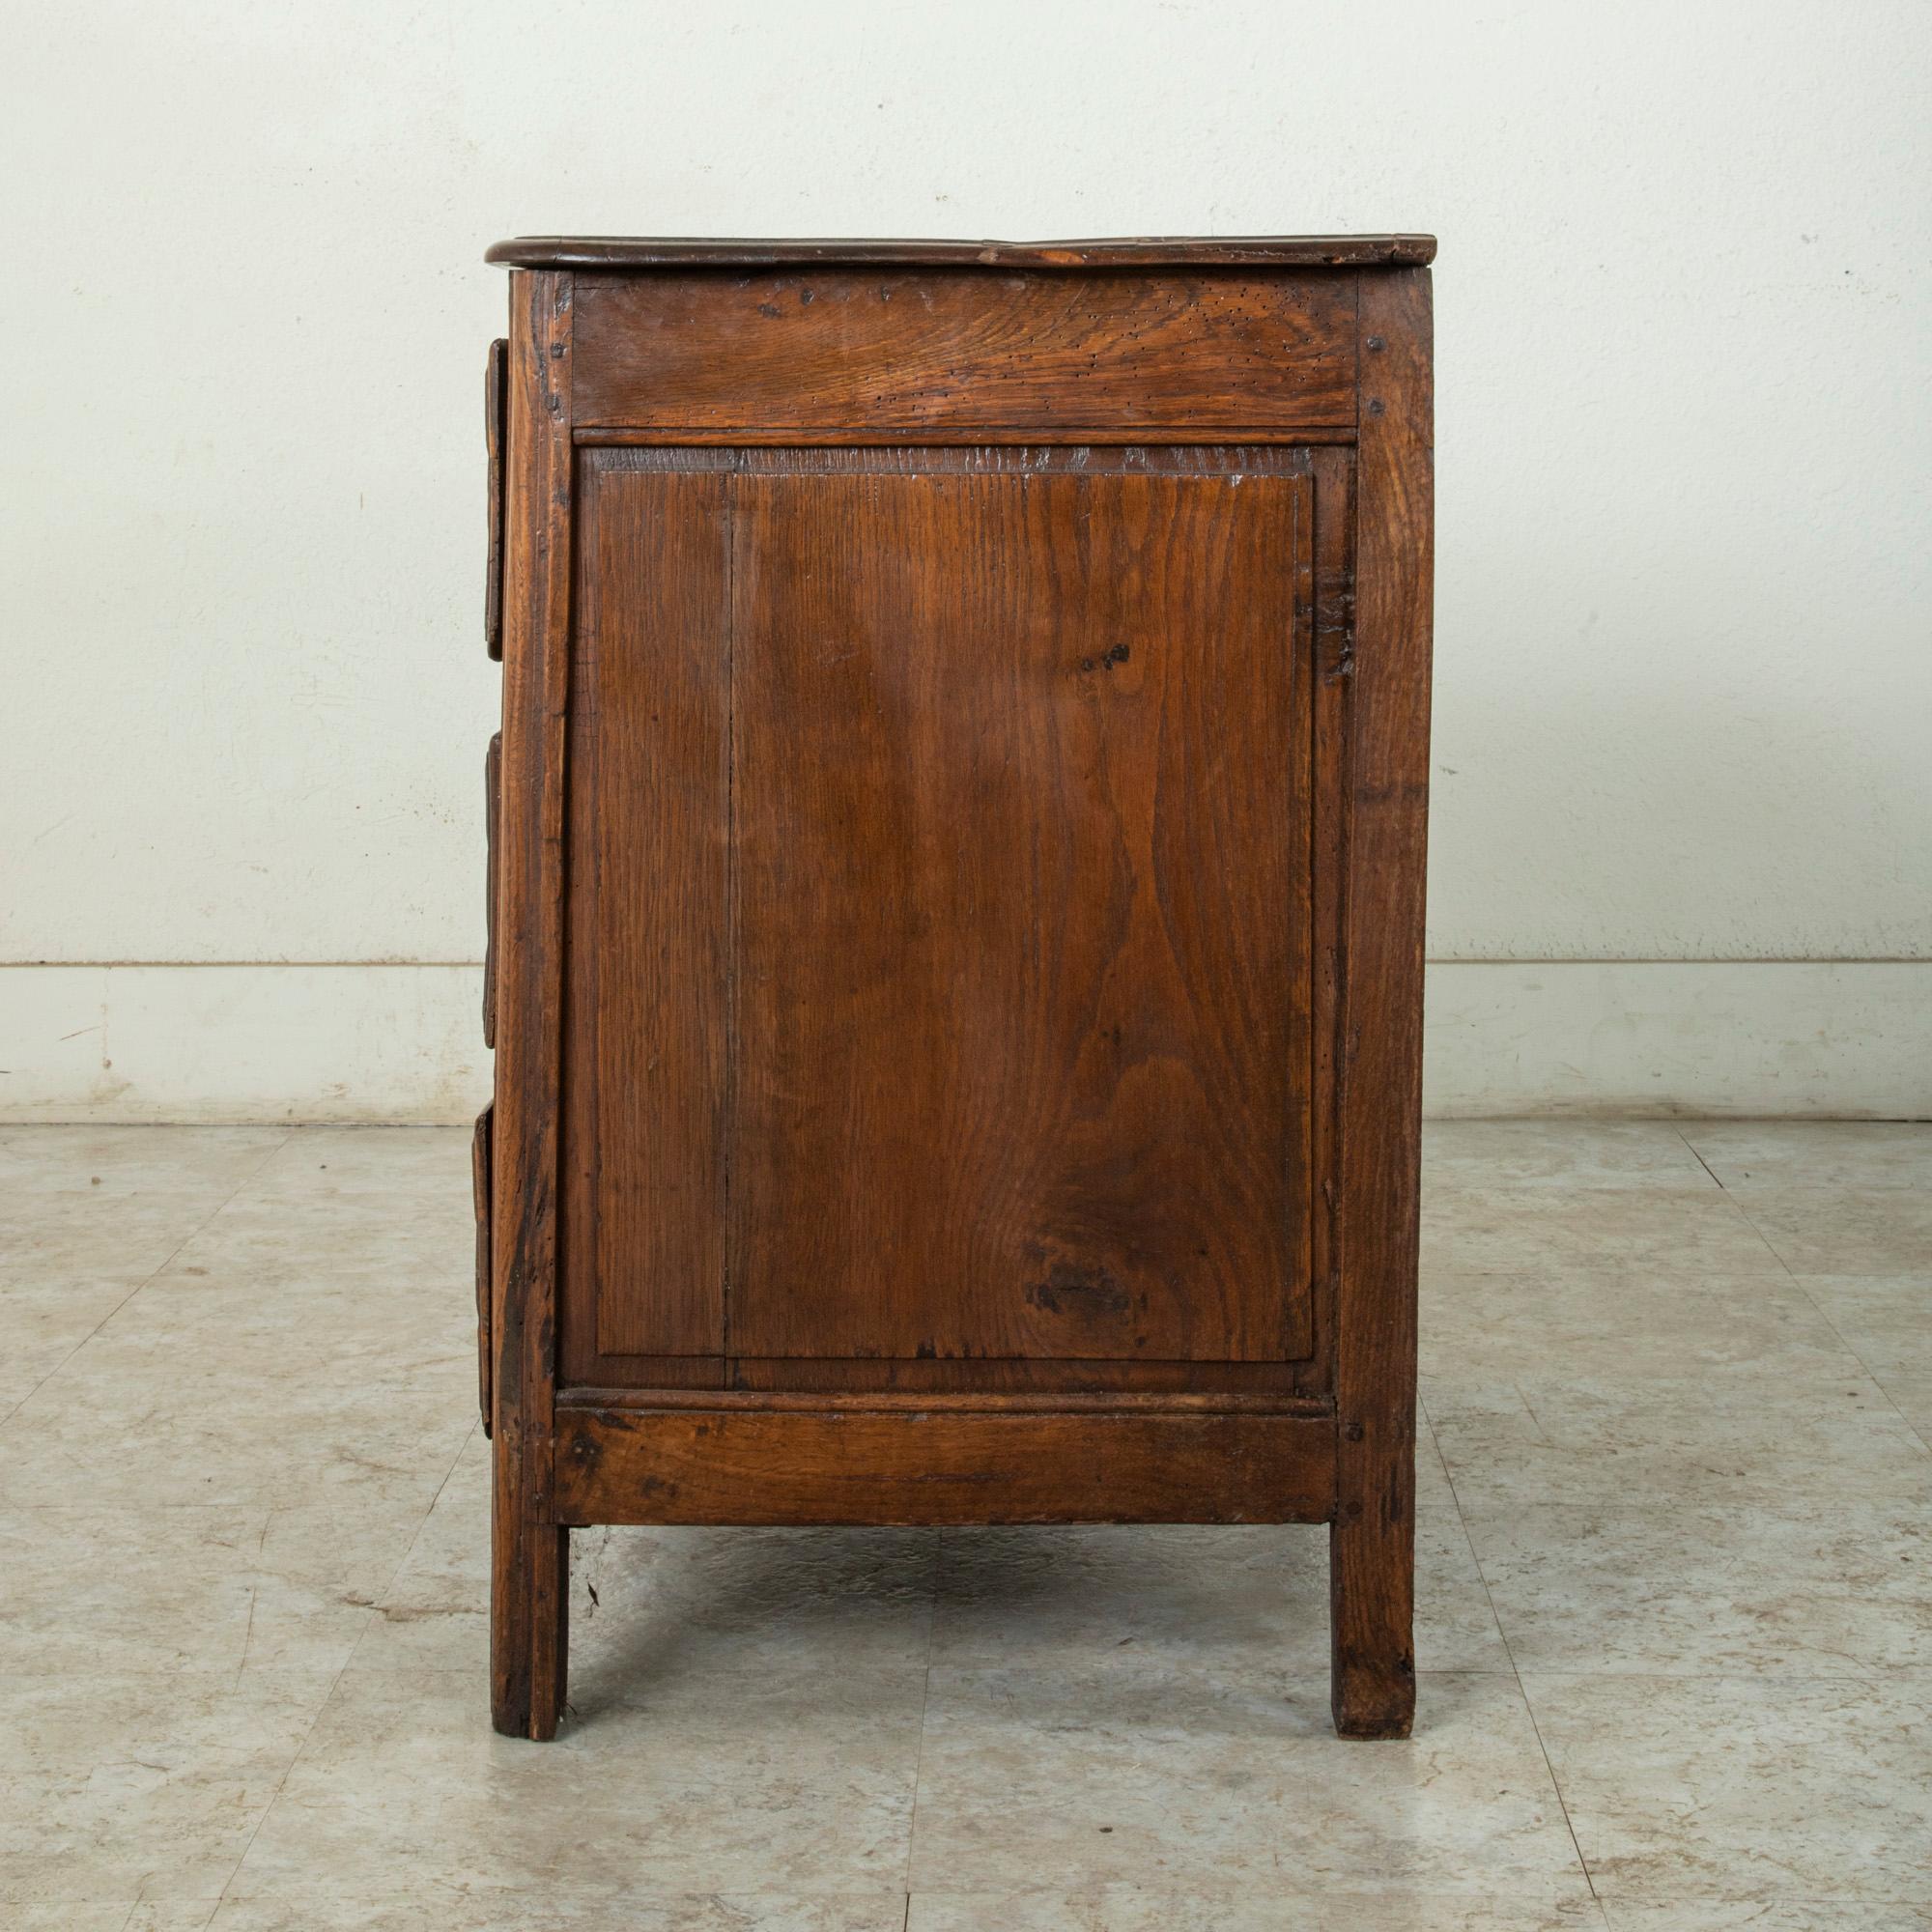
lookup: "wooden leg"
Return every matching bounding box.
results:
[491,1431,569,1740]
[1328,262,1429,1744]
[1329,1463,1416,1740]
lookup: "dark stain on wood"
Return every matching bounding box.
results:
[1025,1262,1135,1321]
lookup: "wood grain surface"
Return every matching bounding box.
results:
[471,1103,492,1437]
[481,730,499,1049]
[552,1401,1336,1526]
[559,445,1317,1373]
[564,461,731,1361]
[483,336,505,659]
[1329,269,1433,1741]
[727,457,1312,1363]
[487,250,1433,1742]
[489,234,1435,270]
[572,270,1356,432]
[489,270,573,1741]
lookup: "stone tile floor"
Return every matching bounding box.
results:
[0,1120,1927,1929]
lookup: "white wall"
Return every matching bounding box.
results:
[3,0,1928,1120]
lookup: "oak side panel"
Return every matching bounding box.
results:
[490,269,574,1741]
[1330,268,1433,1739]
[727,461,1313,1364]
[562,457,730,1362]
[573,270,1357,432]
[553,1404,1336,1526]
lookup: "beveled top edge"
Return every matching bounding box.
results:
[484,234,1436,271]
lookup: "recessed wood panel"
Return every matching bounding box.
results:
[563,460,730,1359]
[572,270,1356,432]
[727,453,1313,1363]
[564,445,1318,1375]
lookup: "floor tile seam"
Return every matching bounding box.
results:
[1719,1174,1932,1276]
[361,1418,480,1614]
[206,1599,368,1912]
[198,1888,920,1919]
[1738,1197,1932,1453]
[1456,1494,1932,1523]
[900,1530,942,1891]
[1425,1388,1602,1907]
[0,1656,1587,1690]
[1422,1263,1815,1283]
[1590,1893,1932,1919]
[1422,1372,1908,1411]
[189,1127,411,1915]
[1671,1122,1730,1194]
[1702,1180,1789,1269]
[0,1127,300,1428]
[1434,1488,1932,1515]
[1510,1665,1906,1691]
[1694,1178,1932,1195]
[469,1662,1532,1714]
[119,1900,218,1932]
[1896,1406,1932,1458]
[1438,1137,1789,1273]
[1804,1329,1932,1447]
[897,1883,1616,1916]
[1467,1662,1921,1685]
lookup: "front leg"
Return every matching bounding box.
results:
[1329,1406,1416,1739]
[492,1428,569,1740]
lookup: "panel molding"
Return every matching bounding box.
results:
[714,454,1319,1365]
[563,454,731,1366]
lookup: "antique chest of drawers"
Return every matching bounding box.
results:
[475,234,1435,1740]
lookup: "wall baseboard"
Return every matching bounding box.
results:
[0,960,1924,1123]
[1423,960,1928,1119]
[0,965,491,1125]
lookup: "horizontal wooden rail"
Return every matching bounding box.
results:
[551,1400,1336,1527]
[572,269,1358,435]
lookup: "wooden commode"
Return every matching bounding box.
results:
[473,234,1435,1741]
